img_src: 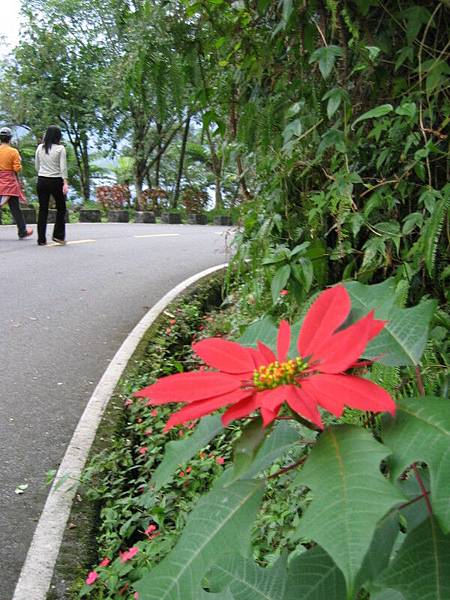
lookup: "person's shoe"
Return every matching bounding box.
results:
[52,236,66,245]
[38,240,47,246]
[19,227,33,239]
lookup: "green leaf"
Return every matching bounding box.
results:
[356,511,402,589]
[271,265,291,303]
[421,197,449,276]
[375,517,450,599]
[322,88,344,119]
[231,417,267,480]
[285,546,346,600]
[345,280,436,366]
[151,415,223,491]
[294,426,404,597]
[204,553,287,598]
[135,480,265,600]
[383,396,450,533]
[309,46,343,79]
[318,128,346,155]
[395,102,417,119]
[352,104,393,128]
[238,316,278,349]
[244,420,303,479]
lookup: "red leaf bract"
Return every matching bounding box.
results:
[297,285,350,358]
[277,320,291,363]
[193,338,256,374]
[135,371,241,404]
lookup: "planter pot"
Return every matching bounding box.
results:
[187,214,207,225]
[108,209,129,223]
[21,207,37,224]
[214,215,232,226]
[79,209,102,223]
[161,212,182,224]
[47,209,70,223]
[135,211,156,223]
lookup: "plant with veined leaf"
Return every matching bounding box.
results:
[135,285,395,430]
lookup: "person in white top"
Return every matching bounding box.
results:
[35,125,69,245]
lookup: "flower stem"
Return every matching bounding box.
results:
[412,463,433,515]
[267,455,307,479]
[415,366,425,396]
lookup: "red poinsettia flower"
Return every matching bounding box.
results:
[135,285,395,430]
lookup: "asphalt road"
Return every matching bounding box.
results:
[0,222,232,599]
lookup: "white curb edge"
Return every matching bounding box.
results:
[13,262,228,600]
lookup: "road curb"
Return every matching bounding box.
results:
[13,262,228,600]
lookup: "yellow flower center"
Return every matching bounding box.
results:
[253,357,308,390]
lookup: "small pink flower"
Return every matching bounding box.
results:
[216,457,225,465]
[169,319,176,325]
[124,398,133,407]
[166,327,172,334]
[178,430,184,437]
[139,447,148,455]
[151,409,158,417]
[99,557,110,567]
[279,289,289,296]
[134,593,139,599]
[145,524,157,535]
[137,417,143,423]
[144,428,153,436]
[179,471,185,477]
[119,546,139,562]
[86,570,99,585]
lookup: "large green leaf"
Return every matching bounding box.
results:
[135,480,265,600]
[204,554,287,599]
[352,103,393,127]
[238,316,278,349]
[244,420,304,479]
[284,546,346,600]
[383,396,450,532]
[309,45,343,79]
[151,415,223,491]
[294,426,404,598]
[231,417,267,480]
[356,511,401,590]
[345,280,436,366]
[375,517,450,599]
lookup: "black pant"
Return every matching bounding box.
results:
[37,177,66,243]
[8,196,28,237]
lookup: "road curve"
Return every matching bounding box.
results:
[0,222,232,599]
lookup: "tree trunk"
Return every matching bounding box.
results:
[214,175,223,210]
[173,113,191,209]
[229,86,252,201]
[155,122,163,187]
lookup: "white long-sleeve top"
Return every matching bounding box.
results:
[35,144,68,179]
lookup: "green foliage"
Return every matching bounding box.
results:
[294,426,404,597]
[134,480,265,600]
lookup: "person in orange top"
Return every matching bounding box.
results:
[0,126,33,239]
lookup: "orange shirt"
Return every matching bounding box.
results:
[0,145,22,172]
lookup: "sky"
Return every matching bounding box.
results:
[0,0,21,56]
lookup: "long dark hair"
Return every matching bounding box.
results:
[43,125,62,154]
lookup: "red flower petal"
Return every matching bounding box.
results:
[193,338,256,374]
[286,386,324,428]
[135,372,241,404]
[312,312,385,374]
[257,341,276,364]
[222,394,259,426]
[297,285,350,358]
[261,406,278,427]
[277,320,291,363]
[248,346,268,367]
[164,388,253,430]
[303,373,396,415]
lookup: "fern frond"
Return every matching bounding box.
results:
[421,196,449,277]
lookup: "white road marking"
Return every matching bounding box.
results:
[47,239,96,246]
[134,233,180,238]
